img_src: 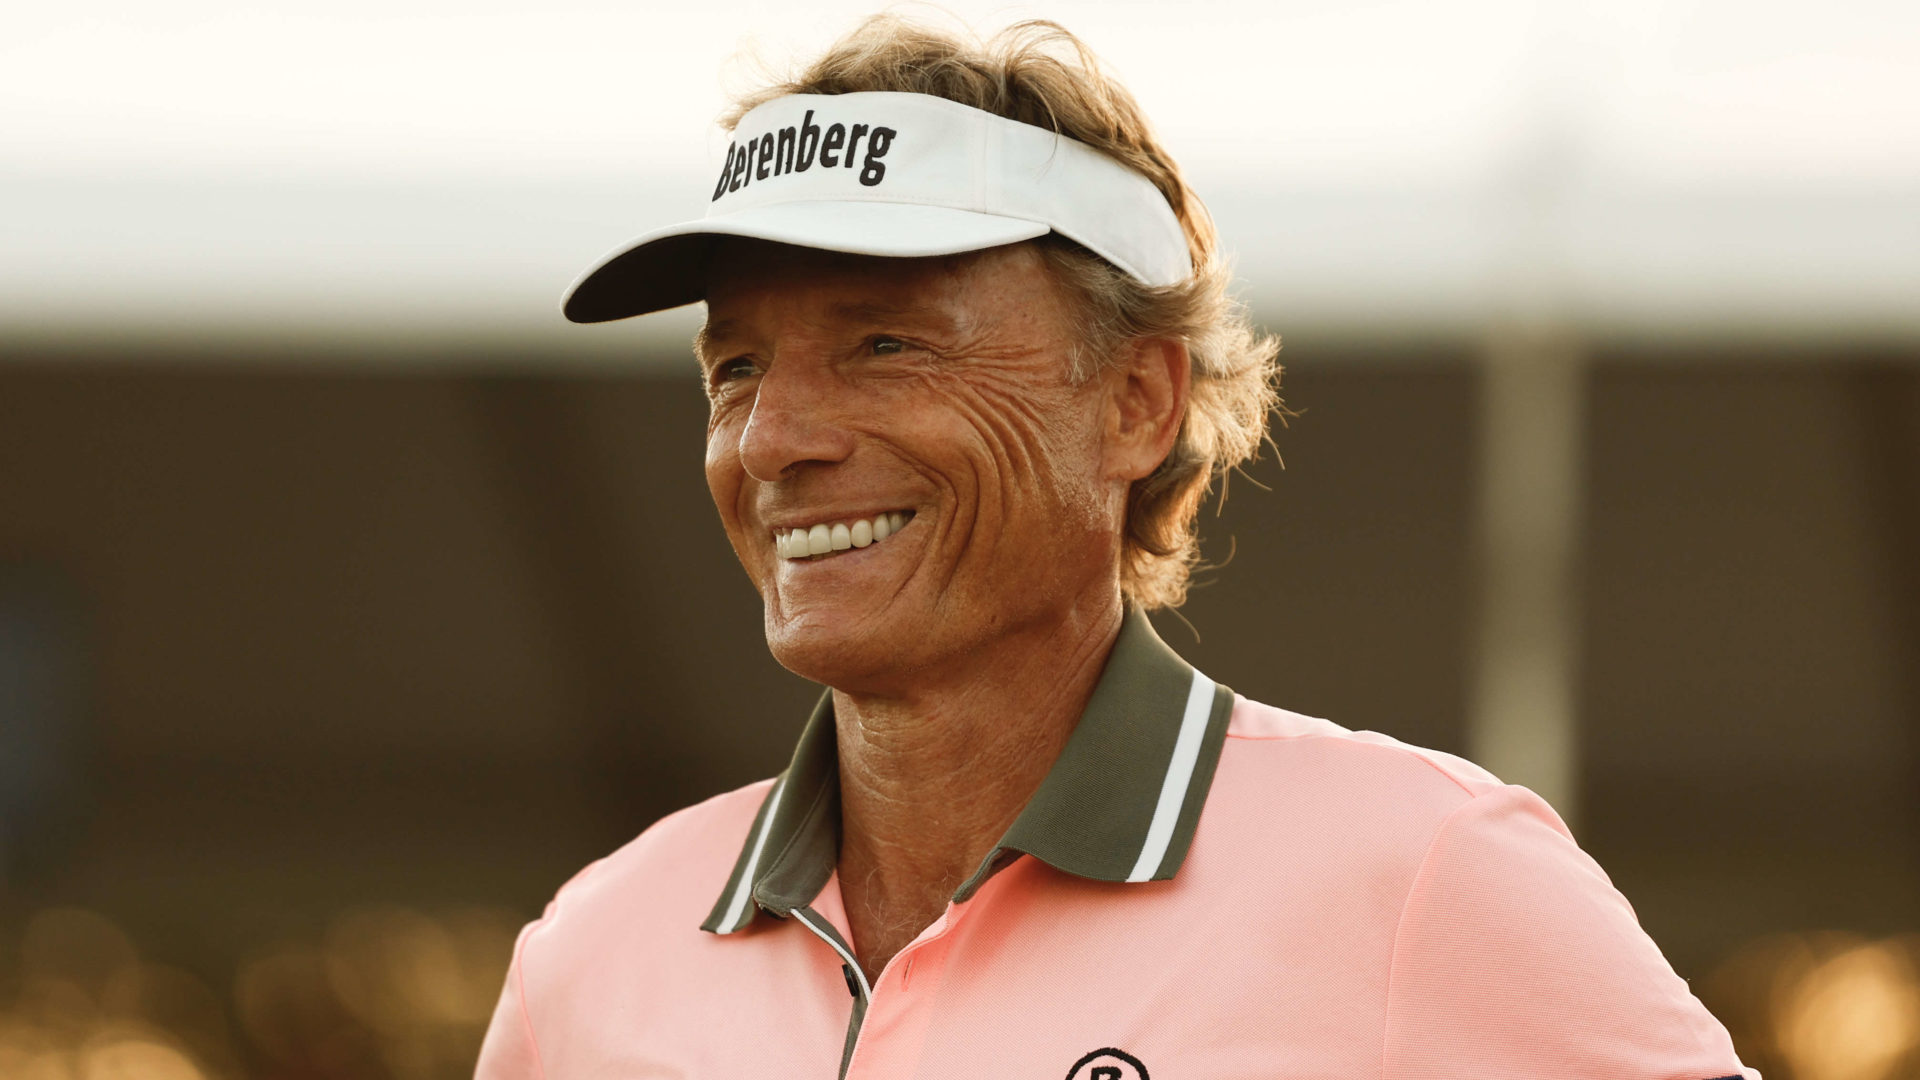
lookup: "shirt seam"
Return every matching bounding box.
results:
[1378,786,1487,1080]
[1376,786,1742,1077]
[513,919,550,1080]
[1226,729,1484,798]
[514,855,607,1080]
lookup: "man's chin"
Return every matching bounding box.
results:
[762,607,912,690]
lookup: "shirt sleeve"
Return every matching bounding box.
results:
[1381,783,1760,1080]
[473,918,548,1080]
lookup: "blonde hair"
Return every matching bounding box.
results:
[724,14,1282,609]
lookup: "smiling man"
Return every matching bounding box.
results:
[476,15,1757,1080]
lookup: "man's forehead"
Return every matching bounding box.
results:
[703,298,941,336]
[699,241,1043,342]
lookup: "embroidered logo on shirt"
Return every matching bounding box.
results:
[1065,1047,1149,1080]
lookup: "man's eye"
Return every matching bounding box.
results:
[715,358,759,382]
[870,336,907,355]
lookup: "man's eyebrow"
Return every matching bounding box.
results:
[694,319,738,362]
[695,302,956,359]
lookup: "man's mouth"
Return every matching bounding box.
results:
[774,510,915,561]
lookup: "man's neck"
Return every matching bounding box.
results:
[831,596,1124,982]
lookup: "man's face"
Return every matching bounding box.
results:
[699,239,1125,690]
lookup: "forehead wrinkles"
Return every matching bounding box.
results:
[707,245,951,319]
[703,242,1066,349]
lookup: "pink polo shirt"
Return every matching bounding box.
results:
[476,609,1758,1080]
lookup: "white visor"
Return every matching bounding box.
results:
[561,91,1193,323]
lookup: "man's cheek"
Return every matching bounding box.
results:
[704,416,740,465]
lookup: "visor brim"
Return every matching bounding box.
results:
[561,201,1052,324]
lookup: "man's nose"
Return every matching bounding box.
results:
[736,360,858,482]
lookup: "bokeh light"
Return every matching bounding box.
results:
[1773,935,1920,1080]
[1705,931,1920,1080]
[77,1030,208,1080]
[1,904,522,1080]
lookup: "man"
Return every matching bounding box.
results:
[478,15,1757,1080]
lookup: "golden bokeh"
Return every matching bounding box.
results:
[1705,930,1920,1080]
[1,903,522,1080]
[325,906,474,1032]
[77,1031,208,1080]
[1773,936,1920,1080]
[18,910,138,993]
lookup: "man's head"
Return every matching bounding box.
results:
[699,235,1189,691]
[568,15,1280,683]
[704,17,1281,617]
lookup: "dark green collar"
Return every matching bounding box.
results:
[701,607,1235,934]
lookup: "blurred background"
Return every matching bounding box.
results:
[3,0,1918,1077]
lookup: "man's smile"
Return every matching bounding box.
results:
[773,510,916,561]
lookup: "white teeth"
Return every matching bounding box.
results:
[775,511,913,560]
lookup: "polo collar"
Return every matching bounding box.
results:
[701,606,1236,934]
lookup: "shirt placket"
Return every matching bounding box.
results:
[857,898,976,1080]
[788,904,871,1080]
[789,888,980,1080]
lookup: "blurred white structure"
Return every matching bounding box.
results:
[5,0,1915,354]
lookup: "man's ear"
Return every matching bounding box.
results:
[1103,336,1191,482]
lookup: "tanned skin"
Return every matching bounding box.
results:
[698,238,1188,982]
